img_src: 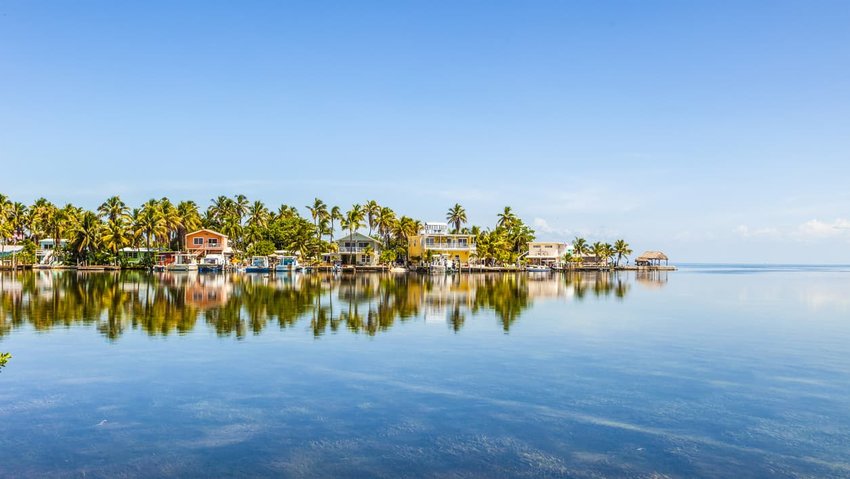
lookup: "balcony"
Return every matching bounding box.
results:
[338,246,374,253]
[423,243,476,251]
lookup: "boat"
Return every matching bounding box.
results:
[166,253,199,272]
[245,256,271,273]
[274,255,300,273]
[389,266,407,273]
[198,254,225,273]
[526,265,551,273]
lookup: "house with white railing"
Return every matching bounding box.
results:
[325,232,382,265]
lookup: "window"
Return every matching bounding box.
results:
[208,238,218,246]
[358,242,368,248]
[193,238,203,245]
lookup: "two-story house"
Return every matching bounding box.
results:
[408,222,477,265]
[527,242,571,266]
[325,232,382,266]
[185,229,232,259]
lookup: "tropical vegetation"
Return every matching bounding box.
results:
[1,193,634,268]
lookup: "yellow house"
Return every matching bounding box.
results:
[408,222,477,264]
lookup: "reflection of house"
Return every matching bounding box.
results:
[186,229,232,258]
[527,242,570,266]
[324,232,381,265]
[184,276,231,309]
[408,222,476,264]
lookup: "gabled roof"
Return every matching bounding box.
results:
[335,231,382,244]
[186,228,228,239]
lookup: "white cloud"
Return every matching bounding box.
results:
[735,225,780,239]
[794,218,850,240]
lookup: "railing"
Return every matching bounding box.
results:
[424,243,476,251]
[338,247,372,253]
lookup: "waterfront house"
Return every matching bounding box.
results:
[527,242,570,266]
[185,229,232,259]
[408,222,477,265]
[37,239,69,265]
[118,247,158,266]
[324,232,382,266]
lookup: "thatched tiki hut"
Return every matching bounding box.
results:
[635,251,669,267]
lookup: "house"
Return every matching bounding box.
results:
[324,232,382,266]
[185,229,232,258]
[527,242,570,266]
[408,222,477,265]
[37,239,69,265]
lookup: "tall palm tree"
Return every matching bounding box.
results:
[446,203,467,234]
[364,200,381,238]
[497,206,516,229]
[233,194,250,224]
[306,198,328,238]
[613,239,632,267]
[71,211,103,264]
[591,241,608,268]
[97,196,128,222]
[247,200,270,229]
[177,201,202,250]
[138,201,166,250]
[7,202,27,243]
[572,237,588,262]
[375,206,396,247]
[329,206,342,243]
[102,218,129,264]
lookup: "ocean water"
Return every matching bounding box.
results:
[0,267,848,478]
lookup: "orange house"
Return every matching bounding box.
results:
[185,229,230,256]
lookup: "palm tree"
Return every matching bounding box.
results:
[591,241,611,268]
[446,203,467,234]
[138,201,166,250]
[233,194,250,224]
[329,206,342,243]
[613,239,632,267]
[497,206,516,229]
[71,211,103,264]
[102,218,129,264]
[97,196,128,222]
[364,200,381,238]
[341,206,365,267]
[572,237,588,262]
[247,200,270,229]
[376,206,396,247]
[306,198,328,238]
[177,201,202,250]
[4,201,28,244]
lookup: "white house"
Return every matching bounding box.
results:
[527,242,571,266]
[324,232,382,266]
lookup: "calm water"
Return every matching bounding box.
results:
[1,267,849,478]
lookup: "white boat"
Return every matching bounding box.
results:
[245,256,271,273]
[275,255,300,273]
[166,253,199,272]
[526,265,551,273]
[389,266,407,273]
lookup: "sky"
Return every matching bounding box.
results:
[1,1,848,263]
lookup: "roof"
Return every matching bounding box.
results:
[336,232,382,244]
[186,228,228,238]
[636,251,669,261]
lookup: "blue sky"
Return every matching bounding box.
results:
[1,1,848,263]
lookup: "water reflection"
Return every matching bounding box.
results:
[0,270,657,339]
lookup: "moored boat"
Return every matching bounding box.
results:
[245,256,271,273]
[526,265,551,273]
[166,253,199,272]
